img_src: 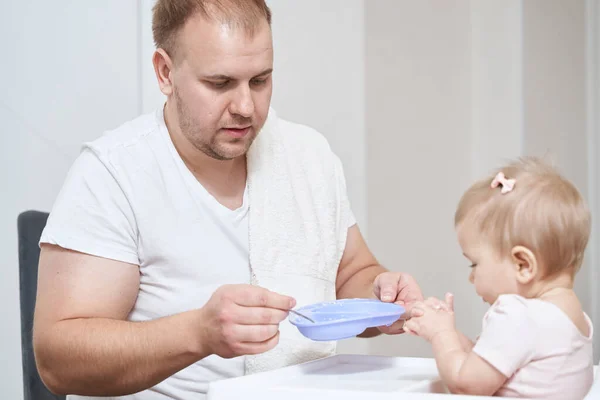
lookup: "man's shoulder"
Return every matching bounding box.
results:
[274,112,332,153]
[85,109,162,158]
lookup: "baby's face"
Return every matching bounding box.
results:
[456,224,519,304]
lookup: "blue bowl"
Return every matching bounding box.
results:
[289,298,405,341]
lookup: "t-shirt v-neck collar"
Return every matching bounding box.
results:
[156,107,249,221]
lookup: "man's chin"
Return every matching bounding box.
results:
[212,142,253,160]
[221,135,258,158]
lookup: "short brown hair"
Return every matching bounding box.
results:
[152,0,272,59]
[455,157,591,276]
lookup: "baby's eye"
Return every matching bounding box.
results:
[469,263,477,268]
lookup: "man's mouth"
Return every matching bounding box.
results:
[222,126,251,138]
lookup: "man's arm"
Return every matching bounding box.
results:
[335,225,386,300]
[33,244,210,396]
[335,225,386,337]
[34,244,292,396]
[335,225,425,337]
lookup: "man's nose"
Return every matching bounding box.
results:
[229,84,254,118]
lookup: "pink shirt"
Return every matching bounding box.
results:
[472,294,594,399]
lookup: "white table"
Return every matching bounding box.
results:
[207,354,600,400]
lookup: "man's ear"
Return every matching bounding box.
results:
[511,245,538,284]
[153,48,175,96]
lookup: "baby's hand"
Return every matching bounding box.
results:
[409,292,454,316]
[404,294,455,342]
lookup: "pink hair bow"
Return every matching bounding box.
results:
[491,172,516,194]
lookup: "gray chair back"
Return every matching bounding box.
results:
[17,210,65,400]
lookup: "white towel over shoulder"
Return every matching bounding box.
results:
[245,109,355,374]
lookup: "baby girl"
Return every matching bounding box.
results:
[404,157,594,398]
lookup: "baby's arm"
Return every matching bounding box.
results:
[405,299,507,395]
[444,293,474,352]
[430,330,506,395]
[454,331,474,352]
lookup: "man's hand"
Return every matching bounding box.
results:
[198,284,295,358]
[403,295,456,342]
[372,272,424,334]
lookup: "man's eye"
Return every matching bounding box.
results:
[469,264,477,268]
[251,79,267,86]
[212,80,229,89]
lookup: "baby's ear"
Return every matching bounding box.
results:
[511,245,538,284]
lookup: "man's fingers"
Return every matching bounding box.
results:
[236,307,290,325]
[238,331,281,355]
[374,273,400,302]
[225,324,280,344]
[235,286,296,310]
[380,283,397,302]
[396,274,424,304]
[378,319,406,334]
[401,300,425,317]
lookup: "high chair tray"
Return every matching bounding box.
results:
[207,354,600,399]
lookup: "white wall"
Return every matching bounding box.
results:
[470,0,524,174]
[587,0,600,364]
[365,0,595,361]
[365,0,478,358]
[0,1,367,397]
[521,0,591,321]
[0,2,140,397]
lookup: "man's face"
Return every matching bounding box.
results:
[170,14,273,160]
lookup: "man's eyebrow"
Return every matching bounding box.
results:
[204,74,232,80]
[253,68,273,78]
[203,68,273,81]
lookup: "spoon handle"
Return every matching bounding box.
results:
[289,309,315,323]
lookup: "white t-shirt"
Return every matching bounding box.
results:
[40,107,354,400]
[473,294,594,399]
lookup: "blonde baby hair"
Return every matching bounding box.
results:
[455,156,591,276]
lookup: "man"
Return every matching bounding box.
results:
[33,1,423,399]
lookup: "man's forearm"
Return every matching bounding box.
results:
[336,264,385,300]
[34,310,208,396]
[337,264,386,337]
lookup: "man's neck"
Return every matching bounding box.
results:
[164,102,247,209]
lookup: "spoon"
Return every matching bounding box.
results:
[289,309,315,323]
